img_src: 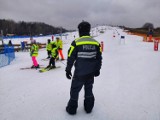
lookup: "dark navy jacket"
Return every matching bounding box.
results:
[66,36,102,77]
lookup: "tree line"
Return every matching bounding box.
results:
[0,19,68,36]
[124,22,160,37]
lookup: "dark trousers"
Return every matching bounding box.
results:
[49,57,55,66]
[47,50,51,57]
[66,75,95,114]
[70,76,94,100]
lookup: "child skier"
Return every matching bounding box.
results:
[30,40,39,69]
[46,41,58,69]
[55,37,64,60]
[46,39,52,59]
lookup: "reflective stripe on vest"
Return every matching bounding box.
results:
[68,45,75,57]
[75,36,99,46]
[78,51,97,58]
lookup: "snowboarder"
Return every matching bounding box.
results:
[55,37,64,60]
[46,39,52,59]
[30,40,39,69]
[65,21,102,115]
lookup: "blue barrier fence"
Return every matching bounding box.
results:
[0,45,15,68]
[3,34,55,39]
[3,34,67,40]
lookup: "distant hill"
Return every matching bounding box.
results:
[0,19,68,36]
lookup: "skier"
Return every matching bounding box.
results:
[46,39,52,59]
[147,28,154,41]
[21,41,26,51]
[55,37,64,60]
[30,40,39,69]
[46,41,58,69]
[8,40,13,46]
[65,21,102,115]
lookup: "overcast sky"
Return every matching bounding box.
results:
[0,0,160,30]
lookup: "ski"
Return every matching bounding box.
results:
[39,66,61,73]
[20,65,44,70]
[41,58,50,61]
[41,58,66,61]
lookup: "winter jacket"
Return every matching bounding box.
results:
[66,36,102,77]
[51,47,58,58]
[56,39,63,49]
[30,44,39,57]
[46,42,52,51]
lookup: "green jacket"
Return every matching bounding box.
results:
[51,47,58,58]
[46,43,52,51]
[56,39,63,49]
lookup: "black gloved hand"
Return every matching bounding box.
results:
[66,70,72,79]
[94,70,100,77]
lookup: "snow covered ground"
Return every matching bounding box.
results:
[0,26,160,120]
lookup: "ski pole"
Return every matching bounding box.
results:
[59,60,67,66]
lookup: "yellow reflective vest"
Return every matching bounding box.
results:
[30,44,39,57]
[46,43,52,51]
[51,47,58,58]
[56,39,63,49]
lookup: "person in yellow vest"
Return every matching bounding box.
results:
[56,37,64,60]
[46,39,52,59]
[46,42,58,69]
[30,40,39,69]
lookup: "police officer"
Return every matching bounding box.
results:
[65,21,102,115]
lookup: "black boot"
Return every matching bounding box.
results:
[31,65,35,69]
[50,65,56,69]
[84,97,95,113]
[46,65,51,68]
[35,64,40,68]
[47,56,50,59]
[66,100,78,115]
